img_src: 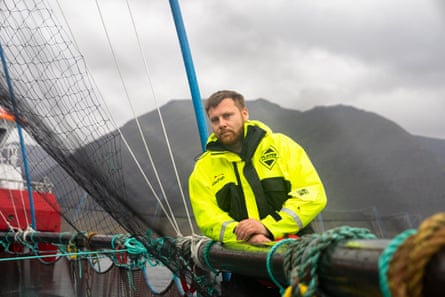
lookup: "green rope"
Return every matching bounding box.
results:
[0,249,129,262]
[143,231,220,296]
[284,226,376,297]
[15,232,35,250]
[29,231,36,244]
[266,238,297,293]
[124,237,148,270]
[202,239,218,274]
[0,238,10,250]
[144,230,175,265]
[111,233,127,249]
[378,229,416,297]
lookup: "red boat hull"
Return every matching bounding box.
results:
[0,188,61,232]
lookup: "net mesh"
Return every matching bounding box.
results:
[0,2,427,297]
[0,0,150,236]
[0,1,204,296]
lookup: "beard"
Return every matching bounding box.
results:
[218,127,244,148]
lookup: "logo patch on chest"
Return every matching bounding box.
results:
[212,173,225,186]
[259,146,278,169]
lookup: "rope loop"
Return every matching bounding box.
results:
[124,237,148,270]
[202,238,218,274]
[189,234,217,272]
[381,212,445,297]
[0,231,11,251]
[284,226,376,297]
[266,238,297,293]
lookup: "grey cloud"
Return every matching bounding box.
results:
[62,0,445,139]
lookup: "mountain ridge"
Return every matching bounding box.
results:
[116,99,445,226]
[25,99,445,236]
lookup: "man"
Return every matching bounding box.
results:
[189,90,327,245]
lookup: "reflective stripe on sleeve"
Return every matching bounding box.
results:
[281,207,303,230]
[220,220,236,242]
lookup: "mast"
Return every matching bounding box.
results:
[168,0,208,151]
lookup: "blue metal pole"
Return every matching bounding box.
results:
[168,0,208,151]
[0,43,37,230]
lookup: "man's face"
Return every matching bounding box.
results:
[207,98,249,148]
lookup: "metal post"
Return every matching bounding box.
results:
[168,0,208,151]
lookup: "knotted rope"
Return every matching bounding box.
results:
[283,226,376,297]
[380,212,445,297]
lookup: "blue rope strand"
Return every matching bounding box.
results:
[378,229,416,297]
[202,239,218,274]
[266,238,297,293]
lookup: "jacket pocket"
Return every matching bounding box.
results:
[261,177,291,211]
[216,183,248,221]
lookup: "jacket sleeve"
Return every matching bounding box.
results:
[261,134,327,239]
[188,164,239,243]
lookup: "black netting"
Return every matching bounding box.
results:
[0,0,168,237]
[0,1,197,296]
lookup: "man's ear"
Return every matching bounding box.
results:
[242,108,249,121]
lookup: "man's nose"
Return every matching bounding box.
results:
[219,119,227,128]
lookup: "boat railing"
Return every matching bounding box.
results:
[0,177,54,193]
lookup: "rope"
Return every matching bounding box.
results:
[284,226,376,297]
[123,237,148,269]
[202,239,218,274]
[172,234,220,296]
[92,0,183,237]
[266,238,297,293]
[0,232,11,251]
[379,229,416,297]
[0,249,121,262]
[124,0,195,237]
[0,231,151,273]
[0,209,15,231]
[8,189,22,228]
[381,212,445,297]
[189,235,216,272]
[17,188,30,228]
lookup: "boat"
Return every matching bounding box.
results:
[1,1,445,297]
[0,107,62,296]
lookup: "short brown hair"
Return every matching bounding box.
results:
[205,90,245,114]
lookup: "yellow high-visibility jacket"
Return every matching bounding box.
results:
[188,120,327,243]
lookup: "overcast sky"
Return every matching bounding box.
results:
[51,0,445,139]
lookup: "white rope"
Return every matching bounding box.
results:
[6,189,24,229]
[188,234,214,271]
[94,0,183,235]
[53,0,181,235]
[124,0,197,235]
[0,209,16,232]
[22,225,35,242]
[52,0,196,237]
[18,188,30,228]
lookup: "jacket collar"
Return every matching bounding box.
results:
[206,120,270,160]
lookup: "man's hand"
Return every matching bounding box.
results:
[247,233,271,244]
[234,218,270,242]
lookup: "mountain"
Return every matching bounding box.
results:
[23,99,445,236]
[117,100,445,227]
[416,135,445,166]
